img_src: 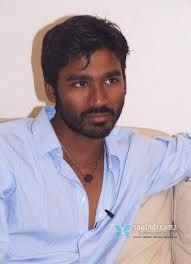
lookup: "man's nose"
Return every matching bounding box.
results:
[88,84,108,108]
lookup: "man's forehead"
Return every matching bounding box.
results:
[64,49,122,74]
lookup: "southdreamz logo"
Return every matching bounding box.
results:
[115,223,176,238]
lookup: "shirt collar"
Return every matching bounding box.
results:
[32,106,61,158]
[105,130,121,178]
[105,135,119,158]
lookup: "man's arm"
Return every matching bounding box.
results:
[0,157,16,262]
[0,201,10,262]
[145,132,191,196]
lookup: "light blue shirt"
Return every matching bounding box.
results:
[0,106,191,264]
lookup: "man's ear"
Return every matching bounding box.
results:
[44,82,56,103]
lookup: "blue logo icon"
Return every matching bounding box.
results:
[115,225,131,238]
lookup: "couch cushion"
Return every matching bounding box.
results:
[116,189,173,263]
[173,180,191,263]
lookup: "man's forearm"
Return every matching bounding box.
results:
[0,242,9,263]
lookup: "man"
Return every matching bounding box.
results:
[0,15,191,263]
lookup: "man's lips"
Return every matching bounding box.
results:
[87,113,112,123]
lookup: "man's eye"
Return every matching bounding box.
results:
[105,78,119,85]
[73,80,88,88]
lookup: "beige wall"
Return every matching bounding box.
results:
[0,0,191,134]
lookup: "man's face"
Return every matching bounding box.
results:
[54,49,126,138]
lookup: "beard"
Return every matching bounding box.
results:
[55,95,125,139]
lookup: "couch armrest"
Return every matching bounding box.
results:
[173,180,191,264]
[116,189,173,263]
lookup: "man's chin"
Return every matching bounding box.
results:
[81,131,111,139]
[80,124,114,139]
[62,117,115,139]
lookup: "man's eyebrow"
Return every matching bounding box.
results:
[66,74,90,82]
[103,70,122,79]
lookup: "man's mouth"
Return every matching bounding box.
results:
[87,113,113,123]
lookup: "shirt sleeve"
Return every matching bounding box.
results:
[145,132,191,196]
[0,155,15,262]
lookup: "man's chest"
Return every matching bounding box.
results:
[8,155,111,258]
[62,148,105,230]
[9,155,106,236]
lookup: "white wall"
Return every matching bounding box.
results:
[0,0,191,134]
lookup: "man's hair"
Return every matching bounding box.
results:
[41,15,130,88]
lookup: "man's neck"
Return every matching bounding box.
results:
[51,117,104,164]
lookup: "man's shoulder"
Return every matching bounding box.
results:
[0,118,33,132]
[107,126,152,149]
[0,118,34,147]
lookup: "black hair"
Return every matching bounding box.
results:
[41,15,130,88]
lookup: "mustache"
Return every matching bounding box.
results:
[81,107,115,118]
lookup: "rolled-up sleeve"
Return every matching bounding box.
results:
[0,156,15,262]
[145,133,191,196]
